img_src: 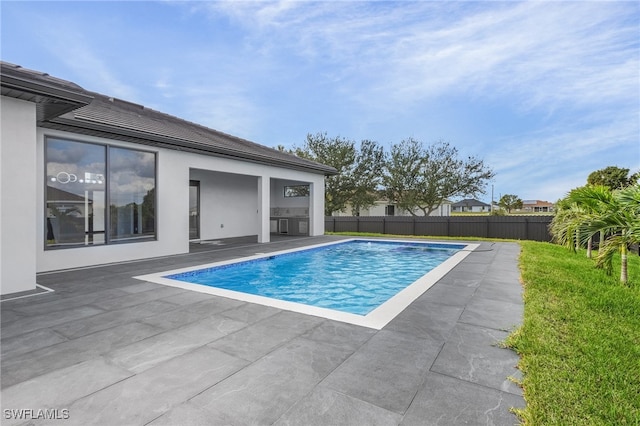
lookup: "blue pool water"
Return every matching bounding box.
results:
[166,240,464,316]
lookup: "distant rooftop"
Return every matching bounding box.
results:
[451,199,490,207]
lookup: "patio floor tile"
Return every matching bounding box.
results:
[400,372,524,426]
[191,337,355,425]
[383,300,465,342]
[106,315,248,373]
[1,321,162,388]
[321,329,442,414]
[147,401,226,426]
[459,297,524,332]
[1,327,68,360]
[206,310,324,362]
[1,305,105,340]
[274,385,402,426]
[430,323,522,395]
[59,347,248,426]
[139,297,245,331]
[1,357,133,426]
[50,299,178,339]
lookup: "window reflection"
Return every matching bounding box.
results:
[45,138,156,249]
[109,147,155,241]
[284,185,310,197]
[46,139,106,247]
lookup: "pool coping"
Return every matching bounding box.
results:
[134,238,479,329]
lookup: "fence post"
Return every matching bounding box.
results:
[382,217,386,235]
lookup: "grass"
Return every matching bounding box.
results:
[507,241,640,425]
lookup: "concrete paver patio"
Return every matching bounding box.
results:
[1,236,524,425]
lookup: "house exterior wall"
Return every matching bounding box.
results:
[267,179,312,235]
[190,170,259,240]
[452,205,489,213]
[273,177,323,236]
[36,128,190,273]
[521,200,554,212]
[1,97,38,295]
[270,179,310,210]
[33,128,326,274]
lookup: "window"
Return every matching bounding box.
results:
[45,138,156,249]
[385,205,395,216]
[284,185,309,197]
[109,147,156,242]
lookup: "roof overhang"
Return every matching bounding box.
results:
[1,63,93,122]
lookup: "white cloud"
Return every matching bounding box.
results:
[30,13,138,101]
[192,1,637,113]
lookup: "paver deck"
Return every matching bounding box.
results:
[1,236,525,425]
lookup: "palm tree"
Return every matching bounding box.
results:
[549,193,590,254]
[566,186,614,258]
[575,184,640,284]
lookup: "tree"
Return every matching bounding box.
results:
[295,133,383,216]
[499,194,523,213]
[551,184,640,284]
[549,195,586,254]
[577,184,640,284]
[585,167,638,249]
[349,139,384,215]
[383,139,494,216]
[587,166,638,189]
[565,185,608,258]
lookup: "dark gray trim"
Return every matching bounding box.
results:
[1,73,92,105]
[1,63,93,122]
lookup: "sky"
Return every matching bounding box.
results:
[2,0,639,203]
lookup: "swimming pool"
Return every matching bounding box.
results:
[135,239,478,329]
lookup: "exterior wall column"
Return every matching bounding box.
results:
[1,97,37,295]
[257,176,270,243]
[309,178,326,237]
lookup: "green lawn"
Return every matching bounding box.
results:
[507,241,640,425]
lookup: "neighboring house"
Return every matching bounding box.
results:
[332,200,452,217]
[451,199,491,213]
[0,62,336,296]
[521,200,554,213]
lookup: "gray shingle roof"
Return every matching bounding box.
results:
[451,199,490,207]
[1,61,336,175]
